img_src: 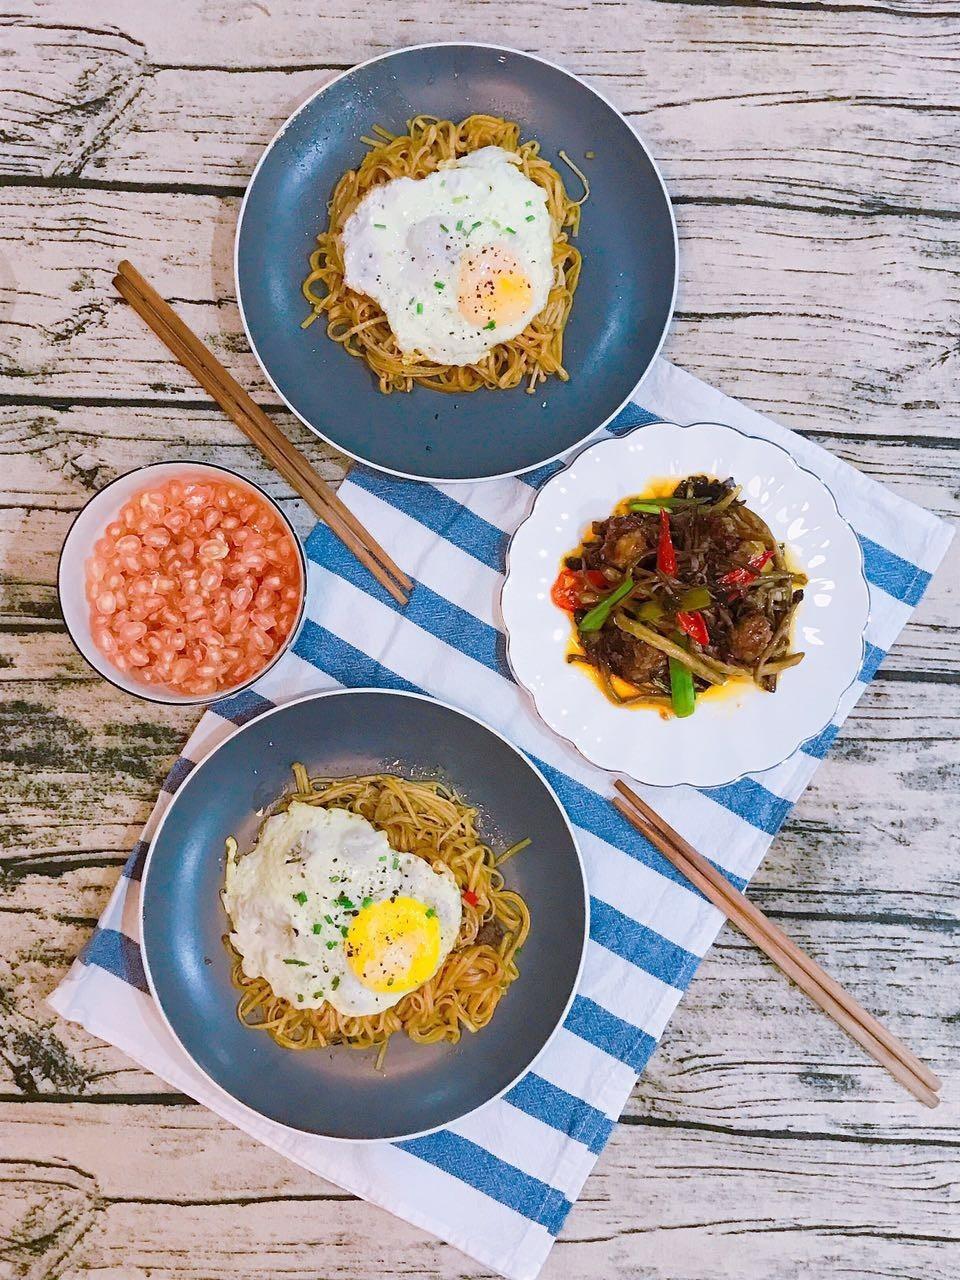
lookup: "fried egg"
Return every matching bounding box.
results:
[341,146,554,365]
[222,802,462,1016]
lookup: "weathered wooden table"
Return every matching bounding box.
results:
[2,5,958,1277]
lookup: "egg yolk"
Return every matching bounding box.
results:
[458,244,534,330]
[346,896,442,993]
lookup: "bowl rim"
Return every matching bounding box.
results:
[233,40,679,485]
[501,419,871,787]
[138,686,590,1142]
[57,460,309,708]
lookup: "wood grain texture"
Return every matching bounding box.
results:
[1,2,958,1278]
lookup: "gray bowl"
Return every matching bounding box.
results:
[235,42,677,482]
[140,689,588,1140]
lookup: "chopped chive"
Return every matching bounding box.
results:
[340,925,350,938]
[425,907,436,919]
[392,856,399,870]
[283,958,307,966]
[313,989,324,999]
[452,195,467,203]
[439,223,449,232]
[292,890,307,905]
[504,225,516,234]
[483,321,496,331]
[335,893,355,909]
[455,219,464,231]
[525,199,532,206]
[373,222,386,229]
[297,993,304,1002]
[312,922,322,934]
[377,854,387,862]
[416,302,423,315]
[361,896,374,908]
[525,214,535,222]
[324,914,333,924]
[326,940,337,950]
[329,874,340,883]
[470,220,482,231]
[331,976,340,990]
[434,281,445,291]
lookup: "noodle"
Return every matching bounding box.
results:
[226,770,531,1059]
[301,114,583,394]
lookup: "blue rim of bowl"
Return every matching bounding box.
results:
[56,461,309,708]
[233,41,679,485]
[138,686,591,1142]
[501,420,871,787]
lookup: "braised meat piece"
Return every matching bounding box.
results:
[592,627,667,687]
[475,917,506,948]
[673,474,734,503]
[585,513,656,572]
[727,612,773,662]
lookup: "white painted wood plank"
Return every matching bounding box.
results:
[2,1102,957,1279]
[1,188,958,440]
[1,17,956,218]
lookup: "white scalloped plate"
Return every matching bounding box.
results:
[501,421,870,787]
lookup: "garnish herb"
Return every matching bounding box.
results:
[361,896,374,909]
[326,940,337,950]
[373,222,386,229]
[483,321,496,330]
[284,958,308,966]
[340,925,350,938]
[292,890,307,905]
[452,195,467,203]
[525,215,535,222]
[434,281,445,291]
[331,976,340,990]
[312,922,323,935]
[313,990,324,999]
[439,223,449,232]
[504,226,516,234]
[425,907,436,919]
[415,302,423,314]
[323,914,333,924]
[455,220,463,231]
[297,993,304,1002]
[335,893,355,910]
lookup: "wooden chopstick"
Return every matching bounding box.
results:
[612,779,941,1109]
[112,260,413,607]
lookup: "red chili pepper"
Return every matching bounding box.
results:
[676,609,709,647]
[550,567,608,611]
[719,548,775,590]
[462,889,479,907]
[657,508,677,576]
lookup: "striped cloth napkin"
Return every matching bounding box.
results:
[50,359,952,1280]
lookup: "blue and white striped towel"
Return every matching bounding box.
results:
[50,359,953,1280]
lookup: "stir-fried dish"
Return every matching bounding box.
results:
[552,475,808,718]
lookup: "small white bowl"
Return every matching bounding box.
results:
[58,461,308,706]
[501,421,870,787]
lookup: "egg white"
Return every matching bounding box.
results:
[341,146,554,365]
[222,802,462,1016]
